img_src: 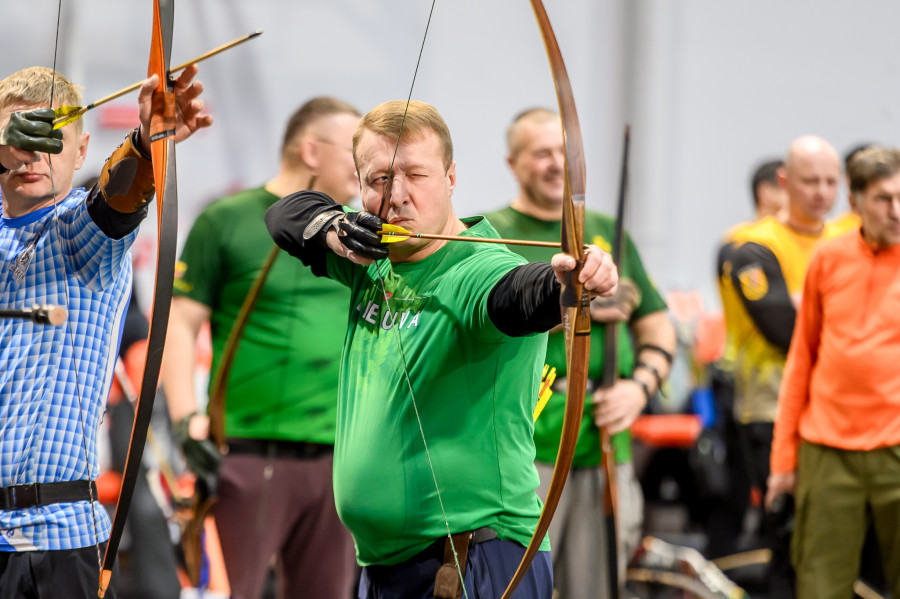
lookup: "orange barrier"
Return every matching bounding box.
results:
[631,414,703,448]
[96,471,123,504]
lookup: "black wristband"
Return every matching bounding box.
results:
[630,376,652,403]
[637,343,674,365]
[635,360,664,391]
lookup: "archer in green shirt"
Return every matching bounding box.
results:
[266,100,619,599]
[486,108,675,599]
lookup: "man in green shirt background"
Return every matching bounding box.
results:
[161,97,360,599]
[265,99,619,599]
[486,108,676,599]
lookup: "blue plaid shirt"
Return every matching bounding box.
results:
[0,189,135,551]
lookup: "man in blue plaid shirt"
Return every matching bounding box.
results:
[0,65,211,597]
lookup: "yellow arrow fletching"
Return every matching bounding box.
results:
[533,366,557,422]
[378,223,412,244]
[380,223,411,234]
[52,106,86,129]
[380,233,409,244]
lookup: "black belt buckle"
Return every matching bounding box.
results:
[10,484,39,509]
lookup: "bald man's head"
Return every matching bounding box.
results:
[778,135,840,232]
[784,136,840,171]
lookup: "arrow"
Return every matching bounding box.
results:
[0,304,67,325]
[52,30,262,129]
[532,365,557,423]
[379,222,564,249]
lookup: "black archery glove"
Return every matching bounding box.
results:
[172,413,222,497]
[335,211,389,260]
[0,108,63,155]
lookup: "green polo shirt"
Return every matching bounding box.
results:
[485,206,667,466]
[175,186,348,443]
[326,216,550,565]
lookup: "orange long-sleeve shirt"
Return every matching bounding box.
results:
[771,230,900,473]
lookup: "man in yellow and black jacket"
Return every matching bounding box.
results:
[727,135,842,599]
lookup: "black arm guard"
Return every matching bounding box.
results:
[488,262,562,337]
[265,190,344,276]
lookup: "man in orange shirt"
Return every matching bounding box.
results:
[767,146,900,599]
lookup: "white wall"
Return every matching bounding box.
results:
[5,1,900,307]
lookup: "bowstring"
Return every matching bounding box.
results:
[46,0,104,573]
[371,1,470,596]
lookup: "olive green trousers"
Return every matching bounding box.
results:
[793,441,900,599]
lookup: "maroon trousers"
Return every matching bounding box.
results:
[213,451,356,599]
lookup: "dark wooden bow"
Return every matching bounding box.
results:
[180,241,282,585]
[599,125,632,598]
[500,1,590,596]
[99,0,178,594]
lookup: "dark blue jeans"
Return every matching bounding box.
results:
[359,538,552,599]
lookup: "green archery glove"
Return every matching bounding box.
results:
[172,413,222,496]
[0,108,64,154]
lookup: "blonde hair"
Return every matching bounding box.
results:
[0,67,83,132]
[353,100,453,171]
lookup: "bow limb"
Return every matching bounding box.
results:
[501,1,590,597]
[598,126,632,598]
[181,243,280,586]
[207,244,281,451]
[99,0,178,595]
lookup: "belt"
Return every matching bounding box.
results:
[225,438,333,460]
[366,527,498,581]
[0,480,97,510]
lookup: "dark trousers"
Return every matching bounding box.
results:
[213,451,357,599]
[0,543,118,599]
[739,421,795,599]
[358,539,553,599]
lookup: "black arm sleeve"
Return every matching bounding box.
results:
[730,241,796,353]
[716,240,735,279]
[487,262,562,337]
[264,190,344,277]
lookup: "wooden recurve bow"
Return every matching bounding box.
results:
[182,177,315,586]
[99,0,179,595]
[500,1,590,596]
[599,125,632,598]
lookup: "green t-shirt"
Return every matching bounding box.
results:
[325,216,550,566]
[174,187,349,443]
[484,206,667,467]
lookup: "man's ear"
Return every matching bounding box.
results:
[73,132,90,171]
[848,191,860,213]
[298,136,319,170]
[447,161,457,196]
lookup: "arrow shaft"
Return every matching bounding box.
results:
[379,230,562,248]
[52,30,262,128]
